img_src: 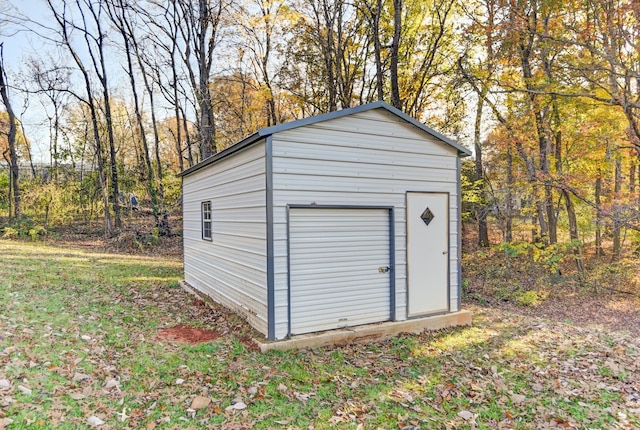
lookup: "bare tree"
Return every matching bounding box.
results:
[0,43,20,218]
[45,0,114,236]
[236,0,283,126]
[359,0,384,101]
[142,0,188,171]
[29,58,71,182]
[389,0,401,109]
[107,0,170,234]
[175,0,227,159]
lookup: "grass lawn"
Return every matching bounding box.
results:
[0,240,638,429]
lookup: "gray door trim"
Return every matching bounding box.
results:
[286,204,395,338]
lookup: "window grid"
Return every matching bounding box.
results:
[202,201,212,240]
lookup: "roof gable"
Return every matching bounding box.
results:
[180,101,470,177]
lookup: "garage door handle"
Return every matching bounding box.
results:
[378,266,391,273]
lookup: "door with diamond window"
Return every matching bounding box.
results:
[407,192,449,316]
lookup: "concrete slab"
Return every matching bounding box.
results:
[256,310,472,352]
[180,280,471,352]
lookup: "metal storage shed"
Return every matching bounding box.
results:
[180,101,471,342]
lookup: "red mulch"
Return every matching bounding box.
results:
[156,324,221,344]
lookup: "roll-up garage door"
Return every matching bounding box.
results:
[289,207,392,335]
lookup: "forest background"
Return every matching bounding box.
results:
[1,0,640,301]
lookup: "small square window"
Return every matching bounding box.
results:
[202,201,212,241]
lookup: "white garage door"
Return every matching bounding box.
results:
[289,207,392,335]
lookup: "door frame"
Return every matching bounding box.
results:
[286,204,396,338]
[405,191,450,318]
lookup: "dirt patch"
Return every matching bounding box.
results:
[156,324,221,344]
[239,336,260,352]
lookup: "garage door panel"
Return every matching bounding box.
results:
[292,297,390,312]
[289,207,392,335]
[297,249,389,258]
[289,266,383,278]
[292,306,390,325]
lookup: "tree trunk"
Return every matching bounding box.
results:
[474,94,489,247]
[505,146,514,242]
[368,0,384,101]
[612,157,622,262]
[0,47,21,219]
[3,152,12,218]
[595,175,603,255]
[92,2,121,230]
[181,105,194,167]
[390,0,402,109]
[563,189,585,281]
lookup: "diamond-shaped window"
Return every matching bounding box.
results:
[420,207,435,226]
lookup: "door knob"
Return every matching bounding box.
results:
[378,266,391,273]
[442,250,448,255]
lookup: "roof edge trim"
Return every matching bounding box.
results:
[178,132,262,177]
[180,101,471,177]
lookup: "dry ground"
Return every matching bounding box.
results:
[0,219,638,428]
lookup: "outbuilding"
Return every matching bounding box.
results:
[180,101,471,341]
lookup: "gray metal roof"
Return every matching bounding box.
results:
[180,101,471,177]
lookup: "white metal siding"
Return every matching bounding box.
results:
[271,109,460,339]
[289,208,391,335]
[182,142,268,336]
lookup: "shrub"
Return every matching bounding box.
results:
[516,290,547,307]
[1,218,47,241]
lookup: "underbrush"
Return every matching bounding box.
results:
[463,240,640,307]
[0,217,48,241]
[0,213,183,256]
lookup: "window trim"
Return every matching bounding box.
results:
[202,201,212,241]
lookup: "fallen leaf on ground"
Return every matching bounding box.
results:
[458,410,474,420]
[511,394,526,404]
[225,401,247,411]
[68,391,86,400]
[73,373,91,382]
[190,395,211,410]
[532,383,544,392]
[17,385,32,395]
[87,416,104,427]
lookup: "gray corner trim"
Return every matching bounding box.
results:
[265,135,275,341]
[179,102,471,178]
[389,208,396,321]
[456,157,463,312]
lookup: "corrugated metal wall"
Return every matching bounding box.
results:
[271,109,460,340]
[289,207,392,335]
[182,142,268,336]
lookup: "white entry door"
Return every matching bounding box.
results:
[407,192,449,317]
